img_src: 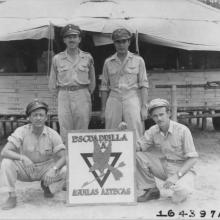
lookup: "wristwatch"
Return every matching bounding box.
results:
[177,171,183,178]
[52,166,58,172]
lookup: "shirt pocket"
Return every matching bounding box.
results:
[58,65,69,74]
[170,143,183,155]
[126,64,139,74]
[125,64,139,85]
[77,63,89,83]
[42,146,53,156]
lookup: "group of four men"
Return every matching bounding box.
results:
[0,24,198,210]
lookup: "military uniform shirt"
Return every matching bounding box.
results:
[100,51,149,93]
[137,120,198,161]
[8,124,66,163]
[49,49,95,92]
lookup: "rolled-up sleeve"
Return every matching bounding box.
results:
[48,56,58,93]
[182,127,199,158]
[99,61,110,91]
[137,128,154,151]
[7,127,24,149]
[51,131,66,154]
[138,57,149,88]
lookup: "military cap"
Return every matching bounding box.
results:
[148,98,170,114]
[26,99,48,116]
[112,28,132,41]
[61,24,81,38]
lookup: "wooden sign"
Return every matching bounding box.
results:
[67,130,136,206]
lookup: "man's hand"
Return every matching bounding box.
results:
[118,122,127,130]
[163,174,179,189]
[100,110,105,124]
[136,146,142,152]
[43,168,57,186]
[88,85,94,94]
[20,155,35,174]
[141,105,148,121]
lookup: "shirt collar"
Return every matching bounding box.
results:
[63,49,84,59]
[155,120,174,136]
[30,124,47,135]
[109,51,133,62]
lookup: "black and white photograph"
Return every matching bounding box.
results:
[0,0,220,219]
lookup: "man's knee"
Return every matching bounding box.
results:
[1,159,16,171]
[59,166,67,178]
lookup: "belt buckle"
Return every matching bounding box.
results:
[69,86,77,91]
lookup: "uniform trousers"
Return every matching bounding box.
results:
[0,158,66,194]
[105,90,144,141]
[58,88,91,143]
[136,152,196,201]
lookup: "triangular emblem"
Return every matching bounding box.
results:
[81,152,122,188]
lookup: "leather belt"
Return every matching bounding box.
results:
[59,85,88,91]
[165,158,184,163]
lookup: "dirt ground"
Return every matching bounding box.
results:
[1,119,220,220]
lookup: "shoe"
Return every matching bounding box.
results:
[137,187,160,202]
[62,185,67,191]
[1,196,17,210]
[41,181,54,198]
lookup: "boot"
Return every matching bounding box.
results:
[2,196,17,210]
[41,181,54,198]
[137,187,160,202]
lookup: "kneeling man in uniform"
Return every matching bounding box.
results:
[0,100,66,210]
[136,98,198,203]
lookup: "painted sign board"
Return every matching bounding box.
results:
[67,129,136,206]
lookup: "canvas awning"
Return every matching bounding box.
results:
[0,0,81,40]
[1,0,220,51]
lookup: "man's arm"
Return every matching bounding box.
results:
[138,57,149,121]
[164,127,199,189]
[53,149,66,170]
[163,157,198,189]
[100,61,110,122]
[1,142,35,172]
[43,149,66,186]
[88,58,96,94]
[48,56,58,95]
[1,142,22,161]
[136,128,154,151]
[140,87,148,120]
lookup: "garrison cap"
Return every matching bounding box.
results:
[62,24,81,38]
[148,98,170,114]
[112,28,132,41]
[26,99,48,116]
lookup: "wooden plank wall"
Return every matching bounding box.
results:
[0,70,220,115]
[148,70,220,110]
[0,75,57,115]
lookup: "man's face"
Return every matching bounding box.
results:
[151,107,170,128]
[114,39,130,54]
[29,108,47,128]
[64,34,81,50]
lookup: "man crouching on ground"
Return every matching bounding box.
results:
[136,98,198,203]
[0,99,66,210]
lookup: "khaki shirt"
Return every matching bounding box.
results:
[100,51,149,94]
[49,49,95,92]
[8,124,66,163]
[138,120,198,161]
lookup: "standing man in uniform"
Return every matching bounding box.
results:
[136,98,198,203]
[0,100,66,210]
[49,24,96,143]
[100,28,149,140]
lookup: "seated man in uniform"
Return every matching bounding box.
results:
[0,100,66,210]
[136,98,199,203]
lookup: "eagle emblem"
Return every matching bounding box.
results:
[89,139,123,180]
